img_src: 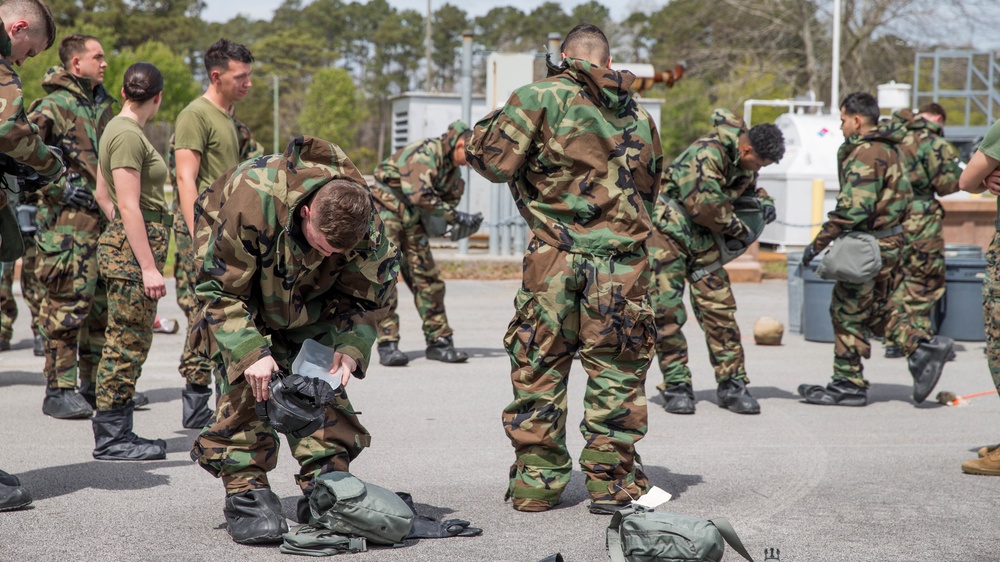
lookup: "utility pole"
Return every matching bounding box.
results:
[425,0,433,92]
[457,30,473,255]
[831,0,841,114]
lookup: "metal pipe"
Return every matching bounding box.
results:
[458,31,474,255]
[831,0,841,114]
[490,184,501,255]
[547,32,561,59]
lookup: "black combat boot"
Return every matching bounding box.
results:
[224,488,289,544]
[0,338,10,352]
[32,334,44,357]
[908,335,954,403]
[660,382,695,415]
[42,386,94,419]
[377,341,409,367]
[425,336,468,363]
[0,469,31,511]
[79,382,97,408]
[132,391,149,409]
[797,379,867,406]
[884,345,904,358]
[92,401,166,461]
[182,383,214,429]
[717,378,761,414]
[295,495,311,524]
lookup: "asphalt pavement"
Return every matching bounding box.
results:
[1,277,998,561]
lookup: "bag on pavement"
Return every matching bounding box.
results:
[606,506,754,562]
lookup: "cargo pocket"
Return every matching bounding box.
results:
[97,220,140,281]
[34,230,75,295]
[614,297,655,364]
[504,287,542,356]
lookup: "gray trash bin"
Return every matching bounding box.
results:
[787,252,804,334]
[801,260,835,343]
[937,256,987,341]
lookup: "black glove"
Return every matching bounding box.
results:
[407,514,483,539]
[60,175,95,210]
[801,244,818,267]
[16,146,65,193]
[762,204,776,224]
[450,211,483,241]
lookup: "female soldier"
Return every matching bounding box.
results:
[92,62,169,461]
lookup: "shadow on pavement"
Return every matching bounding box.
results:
[400,347,508,360]
[139,386,183,406]
[17,458,192,500]
[0,371,45,388]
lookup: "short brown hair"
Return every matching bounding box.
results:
[0,0,56,50]
[919,102,947,123]
[311,179,372,250]
[58,33,98,67]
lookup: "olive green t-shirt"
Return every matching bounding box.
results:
[99,115,167,212]
[173,96,240,192]
[978,121,1000,213]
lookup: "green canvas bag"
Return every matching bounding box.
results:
[606,507,755,562]
[815,224,902,284]
[308,472,415,546]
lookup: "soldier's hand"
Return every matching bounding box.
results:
[141,267,166,300]
[330,351,357,389]
[984,169,1000,196]
[801,244,818,267]
[60,178,96,210]
[762,204,777,224]
[245,355,279,402]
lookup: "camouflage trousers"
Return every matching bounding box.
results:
[648,224,746,389]
[982,232,1000,394]
[35,205,107,389]
[191,349,370,496]
[884,200,945,353]
[830,235,905,386]
[95,219,169,410]
[173,215,214,387]
[0,242,43,341]
[502,238,654,509]
[376,205,452,344]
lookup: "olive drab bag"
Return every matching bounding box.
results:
[606,507,755,562]
[710,196,767,266]
[815,230,884,284]
[308,472,415,546]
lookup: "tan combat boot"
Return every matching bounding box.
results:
[977,443,1000,458]
[962,447,1000,476]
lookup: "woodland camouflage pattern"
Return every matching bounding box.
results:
[467,58,662,509]
[0,249,42,341]
[811,121,912,385]
[188,136,398,493]
[649,109,775,388]
[28,66,115,390]
[169,119,263,386]
[884,109,962,354]
[371,121,467,343]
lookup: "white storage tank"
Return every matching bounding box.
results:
[877,81,912,112]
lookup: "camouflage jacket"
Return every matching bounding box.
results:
[372,120,467,222]
[27,65,116,203]
[192,136,400,383]
[467,58,663,255]
[890,109,961,200]
[656,108,774,240]
[0,20,62,177]
[812,121,912,252]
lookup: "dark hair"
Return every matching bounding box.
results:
[748,123,786,163]
[458,129,472,144]
[122,62,164,103]
[919,102,947,123]
[840,92,880,126]
[1,0,57,50]
[312,179,372,250]
[204,38,254,74]
[561,23,610,65]
[58,33,98,67]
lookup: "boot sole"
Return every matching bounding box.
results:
[232,532,286,545]
[0,499,32,512]
[961,465,1000,476]
[43,410,94,420]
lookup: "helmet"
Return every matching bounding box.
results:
[255,372,340,438]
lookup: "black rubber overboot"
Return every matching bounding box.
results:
[42,386,94,419]
[132,391,149,409]
[0,469,32,512]
[223,488,289,545]
[908,335,954,403]
[425,336,468,363]
[295,495,311,524]
[660,382,696,414]
[884,345,904,359]
[377,341,409,367]
[33,334,44,357]
[182,383,214,429]
[92,402,166,461]
[717,378,761,414]
[797,379,868,407]
[79,382,97,409]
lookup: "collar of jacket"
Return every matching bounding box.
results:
[41,65,109,104]
[561,57,637,112]
[710,107,747,165]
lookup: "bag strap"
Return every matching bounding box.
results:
[690,260,723,283]
[709,517,755,562]
[605,510,629,562]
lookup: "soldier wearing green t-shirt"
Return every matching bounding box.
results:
[173,38,255,429]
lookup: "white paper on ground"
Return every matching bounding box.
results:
[635,486,672,509]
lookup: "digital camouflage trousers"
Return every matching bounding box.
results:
[983,232,1000,395]
[502,238,654,509]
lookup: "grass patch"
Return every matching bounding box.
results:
[762,260,787,280]
[438,260,522,280]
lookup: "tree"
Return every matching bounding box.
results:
[431,3,469,92]
[108,41,201,125]
[298,68,370,168]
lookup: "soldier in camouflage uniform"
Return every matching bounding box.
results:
[650,109,784,416]
[883,104,962,359]
[956,120,1000,475]
[371,120,478,366]
[0,0,65,513]
[173,38,257,429]
[0,260,14,349]
[28,34,116,419]
[467,24,662,514]
[189,136,399,544]
[799,92,953,407]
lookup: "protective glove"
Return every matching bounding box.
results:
[801,244,818,267]
[449,211,484,241]
[60,175,96,209]
[406,514,483,539]
[762,204,777,224]
[17,146,65,193]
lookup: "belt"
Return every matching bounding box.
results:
[140,208,173,227]
[871,225,903,239]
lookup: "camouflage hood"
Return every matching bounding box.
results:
[709,108,747,164]
[838,119,906,164]
[562,58,637,112]
[892,108,943,136]
[439,120,468,158]
[41,65,114,107]
[0,19,10,59]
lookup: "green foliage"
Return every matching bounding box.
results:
[654,77,714,161]
[298,67,369,162]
